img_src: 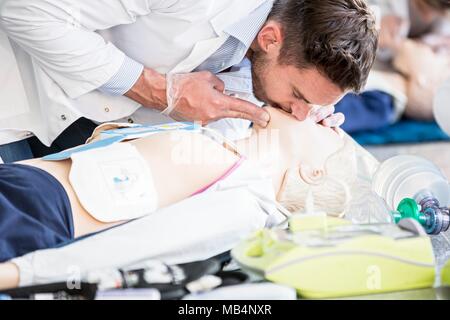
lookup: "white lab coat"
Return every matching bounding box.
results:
[0,0,269,146]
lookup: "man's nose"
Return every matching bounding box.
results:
[290,103,312,121]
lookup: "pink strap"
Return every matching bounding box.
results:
[191,157,246,196]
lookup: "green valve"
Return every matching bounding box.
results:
[394,198,427,226]
[393,197,450,235]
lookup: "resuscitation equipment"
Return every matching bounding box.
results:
[372,155,450,212]
[392,196,449,235]
[232,212,436,299]
[231,140,449,298]
[372,155,450,235]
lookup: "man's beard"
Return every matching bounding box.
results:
[250,50,273,106]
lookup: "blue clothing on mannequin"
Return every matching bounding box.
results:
[336,90,396,134]
[0,164,74,262]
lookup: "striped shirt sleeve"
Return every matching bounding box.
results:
[98,55,144,96]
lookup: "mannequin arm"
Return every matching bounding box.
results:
[0,263,19,291]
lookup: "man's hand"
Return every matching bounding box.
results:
[165,71,270,127]
[309,105,345,129]
[126,68,270,127]
[284,102,345,129]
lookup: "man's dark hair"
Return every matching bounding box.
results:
[269,0,379,92]
[424,0,450,10]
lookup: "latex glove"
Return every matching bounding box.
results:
[163,71,270,127]
[309,105,346,129]
[288,101,344,129]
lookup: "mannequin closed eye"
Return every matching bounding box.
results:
[277,136,358,216]
[299,165,327,185]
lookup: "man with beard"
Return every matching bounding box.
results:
[0,0,378,161]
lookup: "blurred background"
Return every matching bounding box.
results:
[337,0,450,178]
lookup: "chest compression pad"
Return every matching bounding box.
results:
[69,143,158,223]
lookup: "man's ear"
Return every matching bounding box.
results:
[256,20,284,54]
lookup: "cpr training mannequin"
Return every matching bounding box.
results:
[390,39,450,120]
[26,107,355,236]
[362,36,450,123]
[0,107,360,289]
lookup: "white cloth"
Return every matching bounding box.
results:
[11,187,283,287]
[0,0,271,146]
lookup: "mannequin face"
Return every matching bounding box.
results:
[261,107,344,168]
[255,107,357,216]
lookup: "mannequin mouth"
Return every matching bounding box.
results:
[271,103,282,110]
[270,103,293,116]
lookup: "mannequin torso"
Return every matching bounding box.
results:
[21,108,344,237]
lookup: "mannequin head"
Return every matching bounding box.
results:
[277,135,357,216]
[257,107,358,216]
